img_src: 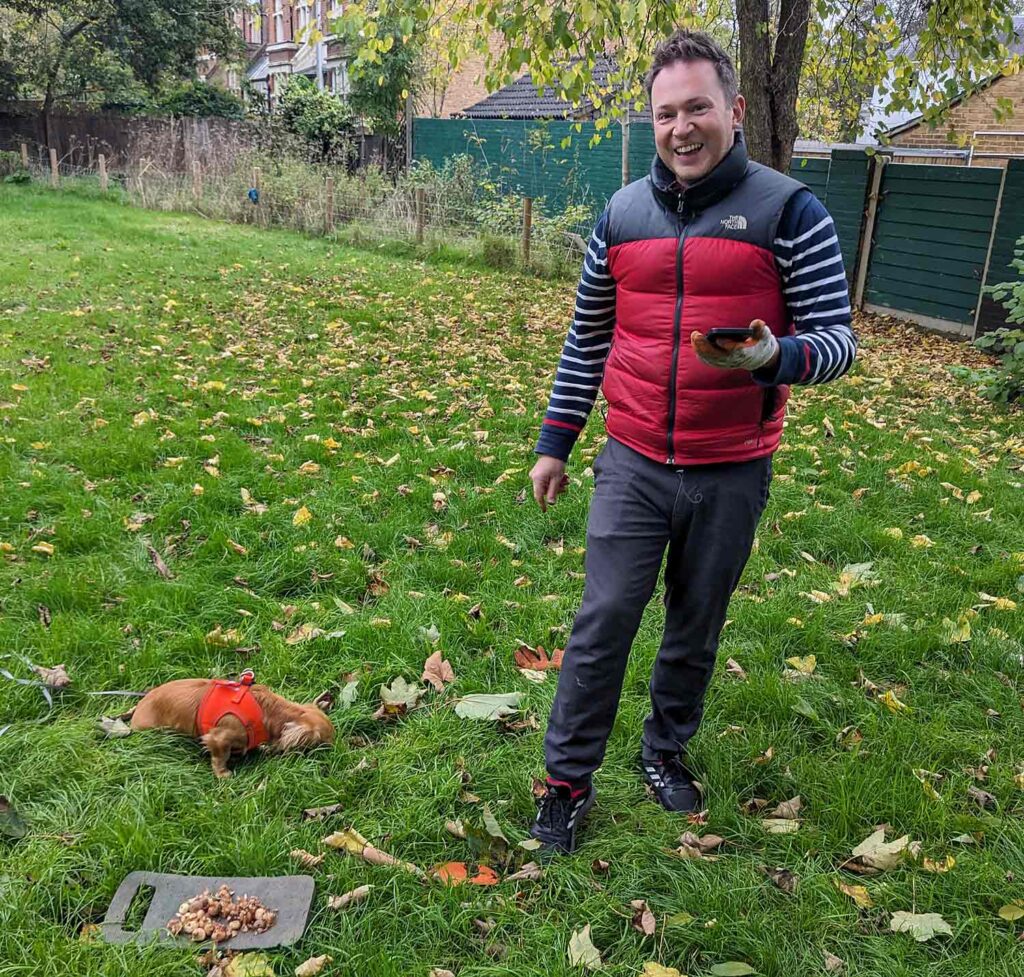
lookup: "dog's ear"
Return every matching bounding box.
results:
[277,721,316,752]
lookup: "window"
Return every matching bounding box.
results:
[296,0,311,37]
[273,0,285,44]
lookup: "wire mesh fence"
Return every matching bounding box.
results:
[5,138,591,279]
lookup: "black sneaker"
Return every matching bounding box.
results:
[640,754,702,812]
[529,783,595,855]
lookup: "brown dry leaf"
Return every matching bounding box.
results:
[285,623,324,645]
[678,832,725,853]
[146,544,172,579]
[33,663,71,690]
[630,899,657,937]
[591,859,610,874]
[302,803,343,821]
[294,955,331,977]
[323,827,420,874]
[506,862,544,882]
[568,924,603,970]
[444,819,466,839]
[725,658,747,680]
[327,884,372,910]
[763,865,798,894]
[740,797,770,815]
[429,971,455,977]
[768,796,802,819]
[513,644,564,671]
[289,849,324,870]
[37,604,51,628]
[823,952,845,973]
[834,879,874,908]
[921,855,956,874]
[226,539,248,556]
[850,829,914,871]
[968,786,997,810]
[422,650,456,692]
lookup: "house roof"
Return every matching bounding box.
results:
[458,56,650,122]
[880,16,1024,138]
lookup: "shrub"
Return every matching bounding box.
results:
[278,77,357,164]
[955,236,1024,403]
[0,150,24,178]
[158,81,246,119]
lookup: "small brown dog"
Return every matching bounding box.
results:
[130,670,334,777]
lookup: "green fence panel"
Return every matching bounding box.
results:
[789,156,830,202]
[825,150,871,285]
[864,162,1003,328]
[978,159,1024,336]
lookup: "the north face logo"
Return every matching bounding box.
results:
[721,214,748,230]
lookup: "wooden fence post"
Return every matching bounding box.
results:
[49,148,59,187]
[98,154,107,192]
[522,196,533,266]
[325,176,335,234]
[621,117,631,187]
[192,160,202,201]
[20,143,28,170]
[853,154,886,310]
[415,187,425,244]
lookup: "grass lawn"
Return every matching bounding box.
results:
[1,184,1024,977]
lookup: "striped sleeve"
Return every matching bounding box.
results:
[535,210,616,461]
[753,189,858,387]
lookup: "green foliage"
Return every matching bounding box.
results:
[278,76,357,164]
[332,11,418,138]
[956,237,1024,403]
[0,150,24,178]
[157,80,245,119]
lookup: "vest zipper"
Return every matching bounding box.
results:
[667,201,688,465]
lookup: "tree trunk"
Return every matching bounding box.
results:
[737,0,811,173]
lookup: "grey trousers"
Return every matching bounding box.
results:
[544,436,772,783]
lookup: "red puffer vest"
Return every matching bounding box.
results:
[603,133,805,465]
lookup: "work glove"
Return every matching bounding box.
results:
[691,319,779,372]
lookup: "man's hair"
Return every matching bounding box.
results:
[644,29,738,105]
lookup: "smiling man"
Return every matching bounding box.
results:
[528,29,857,854]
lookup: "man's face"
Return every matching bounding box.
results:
[651,59,745,186]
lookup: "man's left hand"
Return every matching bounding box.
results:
[691,319,779,372]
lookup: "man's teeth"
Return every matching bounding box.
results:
[674,143,703,155]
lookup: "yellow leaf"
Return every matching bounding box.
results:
[834,879,874,908]
[206,625,242,647]
[192,484,204,496]
[922,855,955,873]
[878,690,908,712]
[785,655,816,674]
[298,461,321,475]
[295,955,332,977]
[293,505,312,526]
[941,615,972,643]
[883,527,903,539]
[642,965,685,977]
[334,535,354,549]
[910,534,934,548]
[31,541,54,556]
[11,383,28,392]
[998,901,1024,921]
[966,490,982,504]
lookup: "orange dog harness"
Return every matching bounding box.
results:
[195,670,268,750]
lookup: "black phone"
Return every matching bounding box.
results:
[705,326,756,346]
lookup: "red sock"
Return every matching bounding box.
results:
[546,776,590,798]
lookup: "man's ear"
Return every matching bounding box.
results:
[732,94,746,127]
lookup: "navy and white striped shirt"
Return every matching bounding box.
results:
[536,187,857,460]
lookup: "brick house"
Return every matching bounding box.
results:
[200,0,350,106]
[882,17,1024,166]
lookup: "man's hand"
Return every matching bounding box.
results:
[691,319,780,372]
[530,455,569,512]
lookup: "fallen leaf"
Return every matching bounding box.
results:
[851,829,912,871]
[33,663,70,689]
[31,541,54,556]
[784,655,816,674]
[445,819,466,839]
[834,880,873,908]
[631,899,656,937]
[921,855,956,874]
[642,964,684,977]
[224,954,275,977]
[290,849,325,870]
[294,955,331,977]
[432,862,500,886]
[725,658,747,680]
[768,796,801,819]
[763,865,798,894]
[709,964,757,976]
[285,623,324,645]
[942,615,972,643]
[422,650,456,692]
[998,901,1024,921]
[968,786,996,810]
[878,690,909,713]
[205,625,242,648]
[146,544,172,578]
[377,677,424,717]
[454,692,523,720]
[327,884,372,910]
[762,819,800,834]
[0,796,27,839]
[429,971,455,977]
[678,832,725,852]
[889,911,952,941]
[823,952,844,973]
[591,859,610,874]
[481,803,508,845]
[832,562,879,597]
[323,827,420,874]
[292,506,312,527]
[665,912,694,927]
[568,924,603,970]
[97,716,132,738]
[513,644,564,670]
[506,862,543,882]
